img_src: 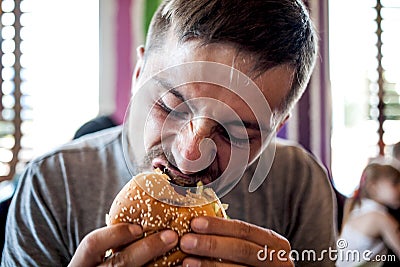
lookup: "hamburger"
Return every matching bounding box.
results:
[106,169,227,266]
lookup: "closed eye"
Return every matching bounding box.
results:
[219,126,251,148]
[157,99,189,119]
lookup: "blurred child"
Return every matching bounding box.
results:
[337,162,400,267]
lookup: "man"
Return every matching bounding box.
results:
[1,0,336,266]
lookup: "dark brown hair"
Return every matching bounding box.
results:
[341,163,400,231]
[359,164,400,198]
[144,0,318,114]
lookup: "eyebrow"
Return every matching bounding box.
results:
[153,77,186,103]
[153,77,270,133]
[227,120,270,132]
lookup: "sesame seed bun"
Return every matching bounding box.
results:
[106,170,227,266]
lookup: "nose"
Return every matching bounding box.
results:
[171,118,217,174]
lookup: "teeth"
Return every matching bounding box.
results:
[163,167,169,174]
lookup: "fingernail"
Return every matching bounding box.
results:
[160,230,177,245]
[184,258,201,267]
[181,235,198,250]
[191,217,208,231]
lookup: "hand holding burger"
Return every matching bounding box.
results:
[69,170,292,267]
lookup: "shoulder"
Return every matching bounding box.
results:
[352,210,398,238]
[374,210,398,227]
[271,138,331,186]
[254,138,335,212]
[19,126,130,194]
[26,126,125,176]
[264,138,336,226]
[13,125,130,222]
[33,126,123,164]
[275,138,325,167]
[263,139,337,257]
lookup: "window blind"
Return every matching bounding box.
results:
[0,0,31,181]
[371,0,400,155]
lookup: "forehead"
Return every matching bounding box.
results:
[140,38,294,113]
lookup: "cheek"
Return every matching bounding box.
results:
[384,189,400,204]
[213,140,231,171]
[213,138,261,172]
[143,112,165,149]
[393,189,400,201]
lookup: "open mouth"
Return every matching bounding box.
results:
[152,159,212,187]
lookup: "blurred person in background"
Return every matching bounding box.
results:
[392,142,400,162]
[337,162,400,267]
[382,141,400,266]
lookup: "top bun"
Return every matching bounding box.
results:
[106,169,227,266]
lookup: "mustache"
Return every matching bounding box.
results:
[141,145,219,186]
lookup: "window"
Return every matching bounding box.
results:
[330,0,400,195]
[0,0,30,180]
[0,0,99,181]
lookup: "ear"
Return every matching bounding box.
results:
[276,113,290,131]
[132,45,145,85]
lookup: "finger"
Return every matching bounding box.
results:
[99,229,179,267]
[68,224,143,267]
[183,257,246,267]
[180,233,264,266]
[191,217,289,250]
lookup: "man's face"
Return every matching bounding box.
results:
[126,36,294,187]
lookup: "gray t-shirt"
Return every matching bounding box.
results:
[1,127,337,266]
